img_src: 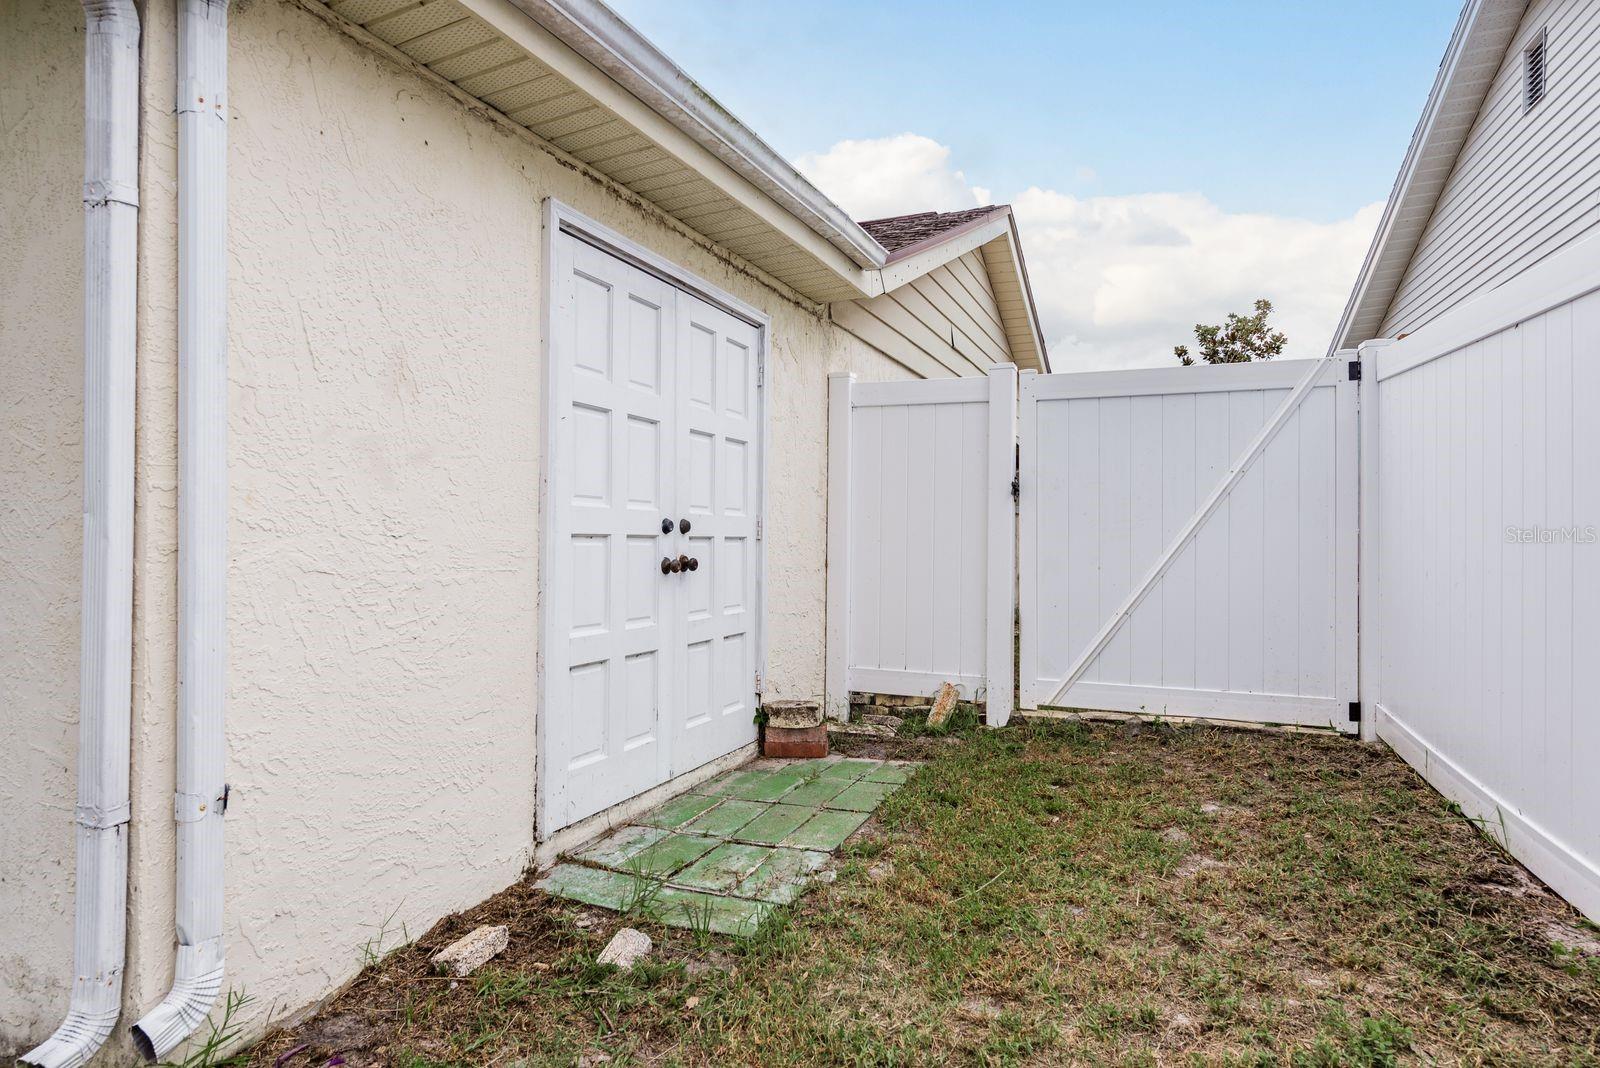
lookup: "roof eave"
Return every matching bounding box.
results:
[1002,212,1051,373]
[511,0,890,271]
[1328,0,1530,354]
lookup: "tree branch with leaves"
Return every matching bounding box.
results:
[1175,298,1287,365]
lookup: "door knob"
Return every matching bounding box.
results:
[686,556,699,571]
[678,518,691,534]
[678,554,692,572]
[660,518,673,535]
[661,556,678,575]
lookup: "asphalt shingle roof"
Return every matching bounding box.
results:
[857,206,1007,256]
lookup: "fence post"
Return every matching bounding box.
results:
[824,372,855,721]
[1015,369,1038,711]
[985,364,1019,726]
[1356,339,1394,743]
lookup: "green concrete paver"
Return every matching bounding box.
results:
[736,847,831,904]
[546,757,919,936]
[864,763,912,785]
[816,757,881,780]
[734,803,815,845]
[536,864,640,911]
[649,887,773,937]
[682,798,767,838]
[781,758,836,778]
[671,843,774,893]
[627,833,720,876]
[574,824,669,868]
[724,766,811,802]
[698,768,774,797]
[639,792,721,829]
[780,776,851,807]
[783,808,871,851]
[826,780,898,812]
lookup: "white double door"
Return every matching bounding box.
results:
[544,233,762,833]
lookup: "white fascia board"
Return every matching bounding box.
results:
[991,217,1051,373]
[850,212,1051,373]
[488,0,887,276]
[873,213,1013,294]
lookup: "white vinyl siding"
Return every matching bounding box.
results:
[833,250,1012,379]
[1380,0,1600,338]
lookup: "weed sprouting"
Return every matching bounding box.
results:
[159,989,253,1068]
[357,902,411,967]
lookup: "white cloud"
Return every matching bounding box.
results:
[794,134,989,220]
[797,136,1382,370]
[1013,189,1382,370]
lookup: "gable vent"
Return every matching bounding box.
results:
[1524,28,1548,110]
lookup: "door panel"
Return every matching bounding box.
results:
[672,294,760,775]
[547,236,678,828]
[545,233,762,834]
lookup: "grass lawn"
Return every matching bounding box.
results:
[244,719,1600,1066]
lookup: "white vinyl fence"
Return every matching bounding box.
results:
[1363,235,1600,922]
[824,238,1600,923]
[1018,360,1359,731]
[824,366,1017,724]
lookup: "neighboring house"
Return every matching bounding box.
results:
[0,0,1046,1064]
[1331,0,1593,350]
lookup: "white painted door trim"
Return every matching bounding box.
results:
[537,198,771,840]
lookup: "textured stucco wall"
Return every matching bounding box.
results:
[97,0,914,1057]
[0,1,84,1053]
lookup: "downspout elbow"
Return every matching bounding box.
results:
[20,1004,121,1068]
[128,942,226,1062]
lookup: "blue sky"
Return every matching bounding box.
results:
[605,0,1465,368]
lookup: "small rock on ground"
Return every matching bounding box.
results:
[927,682,960,728]
[431,924,509,977]
[860,713,904,729]
[829,721,896,738]
[1160,826,1192,845]
[867,860,893,883]
[597,927,652,970]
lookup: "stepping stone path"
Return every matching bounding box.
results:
[538,755,917,936]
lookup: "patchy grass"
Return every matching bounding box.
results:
[245,721,1600,1066]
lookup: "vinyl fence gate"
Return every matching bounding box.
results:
[1018,358,1360,734]
[826,356,1360,736]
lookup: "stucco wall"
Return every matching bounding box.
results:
[0,0,84,1053]
[99,0,912,1057]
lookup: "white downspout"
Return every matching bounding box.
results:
[20,3,141,1067]
[130,0,231,1060]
